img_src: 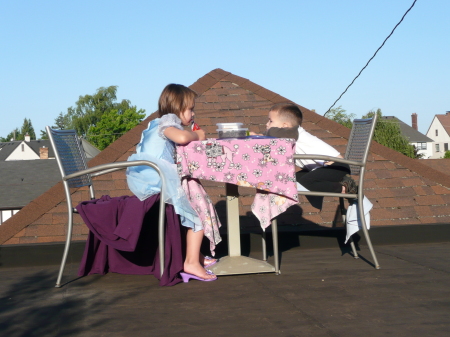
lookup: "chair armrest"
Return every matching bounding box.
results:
[63,160,163,181]
[293,154,363,167]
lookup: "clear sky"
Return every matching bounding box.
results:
[1,0,448,138]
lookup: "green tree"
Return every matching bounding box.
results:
[0,128,19,142]
[53,112,69,129]
[65,86,132,137]
[444,151,450,159]
[40,130,49,140]
[325,106,355,128]
[20,118,36,140]
[363,109,417,159]
[88,107,146,150]
[1,118,37,142]
[62,85,145,149]
[326,107,420,159]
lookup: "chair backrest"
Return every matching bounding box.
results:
[344,114,378,175]
[46,126,92,188]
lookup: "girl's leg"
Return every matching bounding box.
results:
[184,228,216,279]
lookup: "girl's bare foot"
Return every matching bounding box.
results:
[200,255,217,267]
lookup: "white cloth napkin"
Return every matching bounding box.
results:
[345,196,373,243]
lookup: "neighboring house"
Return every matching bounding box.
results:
[0,136,100,225]
[381,115,434,158]
[1,68,450,246]
[426,112,450,159]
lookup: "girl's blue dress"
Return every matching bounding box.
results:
[126,114,202,231]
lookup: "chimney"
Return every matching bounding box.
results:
[40,146,48,159]
[411,113,418,131]
[24,133,31,142]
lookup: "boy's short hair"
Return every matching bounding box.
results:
[158,84,197,117]
[270,103,303,126]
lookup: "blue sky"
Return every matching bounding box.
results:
[1,0,448,138]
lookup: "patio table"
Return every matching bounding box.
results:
[177,136,298,275]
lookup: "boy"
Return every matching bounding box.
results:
[251,103,357,194]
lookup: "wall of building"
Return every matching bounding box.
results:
[6,142,39,161]
[426,117,450,158]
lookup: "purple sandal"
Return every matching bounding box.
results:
[203,256,219,268]
[180,270,217,283]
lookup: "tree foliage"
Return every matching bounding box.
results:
[326,107,420,159]
[325,106,355,129]
[0,119,36,142]
[88,107,146,150]
[20,118,36,140]
[444,151,450,159]
[1,86,144,148]
[363,109,417,159]
[60,85,145,149]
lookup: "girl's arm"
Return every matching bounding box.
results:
[164,126,206,145]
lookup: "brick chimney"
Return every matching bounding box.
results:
[411,113,418,131]
[24,133,31,142]
[39,146,48,159]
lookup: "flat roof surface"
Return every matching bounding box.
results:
[1,242,449,336]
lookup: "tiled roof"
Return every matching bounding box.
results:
[0,138,99,161]
[436,114,450,137]
[419,158,450,175]
[0,140,55,160]
[1,68,450,245]
[0,160,61,208]
[382,116,433,143]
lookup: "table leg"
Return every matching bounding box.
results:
[226,183,241,256]
[207,183,277,276]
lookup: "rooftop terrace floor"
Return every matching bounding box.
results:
[1,242,449,337]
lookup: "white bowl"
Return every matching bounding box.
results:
[216,123,244,129]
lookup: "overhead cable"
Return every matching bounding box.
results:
[324,0,418,116]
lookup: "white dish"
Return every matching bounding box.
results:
[217,128,248,139]
[216,123,243,129]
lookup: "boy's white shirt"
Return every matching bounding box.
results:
[295,126,340,171]
[293,126,372,240]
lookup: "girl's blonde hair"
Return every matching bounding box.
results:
[158,84,197,117]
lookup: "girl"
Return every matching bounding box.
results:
[126,84,217,282]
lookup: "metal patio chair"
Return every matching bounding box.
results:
[292,115,380,269]
[47,126,168,287]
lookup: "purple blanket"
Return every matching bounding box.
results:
[77,195,184,286]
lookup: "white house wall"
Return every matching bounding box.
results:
[426,117,450,159]
[5,141,39,161]
[410,141,433,159]
[1,209,20,225]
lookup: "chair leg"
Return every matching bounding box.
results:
[158,196,166,278]
[271,219,280,275]
[55,211,73,288]
[262,230,267,261]
[358,199,380,269]
[349,237,359,259]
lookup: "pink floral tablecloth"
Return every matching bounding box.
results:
[177,137,298,229]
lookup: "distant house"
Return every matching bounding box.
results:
[426,112,450,159]
[0,136,100,225]
[381,115,434,158]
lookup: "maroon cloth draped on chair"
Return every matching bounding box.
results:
[77,194,184,286]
